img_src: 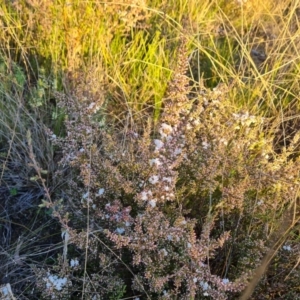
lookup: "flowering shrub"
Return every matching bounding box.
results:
[33,39,299,299]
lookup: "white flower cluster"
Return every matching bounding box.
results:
[97,188,105,196]
[159,123,174,140]
[139,190,157,207]
[282,244,292,251]
[233,112,260,127]
[82,192,90,200]
[149,158,162,167]
[200,281,210,296]
[81,188,105,209]
[44,272,67,292]
[257,199,264,206]
[0,283,15,300]
[86,101,102,114]
[140,121,183,209]
[70,258,79,268]
[160,248,168,256]
[154,139,164,151]
[149,175,160,185]
[115,227,125,234]
[140,190,152,201]
[202,141,210,150]
[148,199,157,208]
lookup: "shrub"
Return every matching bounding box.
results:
[34,39,299,299]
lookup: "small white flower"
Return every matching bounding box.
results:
[202,141,210,149]
[167,235,173,241]
[187,242,192,248]
[167,192,175,199]
[257,200,264,206]
[149,175,159,184]
[174,147,182,155]
[51,134,57,140]
[233,113,240,120]
[93,104,101,113]
[203,292,209,296]
[154,139,164,151]
[222,278,229,284]
[0,285,10,296]
[149,158,162,167]
[141,191,148,201]
[193,278,198,283]
[160,248,168,256]
[162,177,172,183]
[44,273,67,291]
[160,123,173,136]
[283,245,292,251]
[82,192,89,199]
[97,188,105,196]
[220,138,228,146]
[141,190,152,201]
[200,281,209,291]
[115,228,125,235]
[193,118,200,126]
[70,258,79,268]
[149,199,157,208]
[87,102,96,110]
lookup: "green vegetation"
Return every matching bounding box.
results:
[0,0,299,299]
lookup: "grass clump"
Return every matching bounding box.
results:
[0,0,299,299]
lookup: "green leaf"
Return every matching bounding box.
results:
[9,188,18,196]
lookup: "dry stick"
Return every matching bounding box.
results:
[239,202,300,300]
[81,133,92,300]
